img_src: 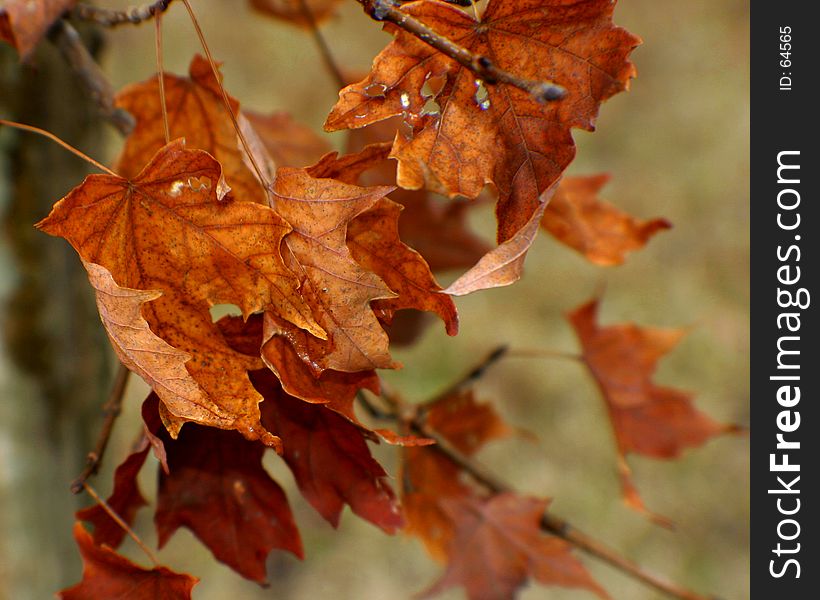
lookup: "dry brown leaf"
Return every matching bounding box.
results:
[115,55,272,205]
[0,0,75,58]
[568,298,740,521]
[246,110,333,169]
[267,167,398,373]
[39,140,323,446]
[543,174,671,265]
[325,0,640,243]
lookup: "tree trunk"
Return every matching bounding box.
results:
[0,31,113,599]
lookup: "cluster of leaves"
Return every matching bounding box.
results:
[1,0,739,598]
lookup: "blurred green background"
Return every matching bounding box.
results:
[0,0,748,599]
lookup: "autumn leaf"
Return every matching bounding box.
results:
[543,174,671,265]
[59,523,198,600]
[444,190,550,296]
[145,394,303,583]
[115,55,271,205]
[347,197,458,334]
[253,370,404,532]
[39,140,322,446]
[267,167,398,373]
[325,0,640,242]
[249,0,342,27]
[246,110,332,169]
[81,261,212,430]
[403,390,510,560]
[423,494,608,600]
[0,0,75,58]
[568,298,739,519]
[76,437,150,549]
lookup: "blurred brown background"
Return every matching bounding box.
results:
[0,0,748,599]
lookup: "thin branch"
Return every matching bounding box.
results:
[356,0,565,103]
[72,0,174,27]
[380,381,719,600]
[429,345,508,402]
[70,365,130,494]
[298,0,347,89]
[82,482,160,566]
[47,20,135,135]
[0,119,118,176]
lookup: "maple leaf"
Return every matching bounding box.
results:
[568,298,740,519]
[249,0,342,27]
[245,110,333,169]
[81,261,212,430]
[253,370,404,532]
[59,523,198,600]
[403,390,510,560]
[0,0,75,59]
[39,140,322,446]
[347,197,458,333]
[145,394,303,583]
[325,0,640,243]
[542,174,671,265]
[115,55,271,205]
[266,167,398,373]
[76,438,150,549]
[444,188,550,296]
[424,494,608,600]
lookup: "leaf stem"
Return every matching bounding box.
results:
[0,119,118,176]
[70,365,130,494]
[82,482,160,566]
[356,0,566,103]
[72,0,175,27]
[179,0,271,192]
[154,14,171,144]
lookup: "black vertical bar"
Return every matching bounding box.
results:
[752,2,817,597]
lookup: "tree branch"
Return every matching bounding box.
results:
[70,364,130,494]
[72,0,174,27]
[298,0,347,89]
[355,0,566,103]
[378,381,720,600]
[47,20,135,135]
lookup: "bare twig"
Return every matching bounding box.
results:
[154,14,170,144]
[429,345,508,402]
[82,482,159,565]
[72,0,174,27]
[356,0,566,103]
[70,365,130,494]
[47,20,135,135]
[297,0,346,89]
[380,380,719,600]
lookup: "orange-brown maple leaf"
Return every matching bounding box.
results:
[543,174,671,265]
[59,523,198,600]
[325,0,640,243]
[38,140,322,446]
[115,55,271,205]
[266,167,398,373]
[146,395,303,584]
[254,370,404,532]
[0,0,75,58]
[402,390,511,560]
[347,197,458,334]
[568,298,740,519]
[76,438,150,549]
[423,494,608,600]
[249,0,342,27]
